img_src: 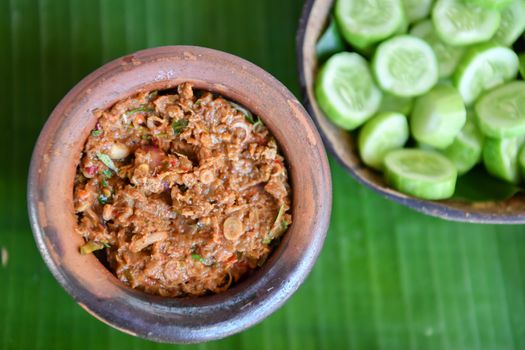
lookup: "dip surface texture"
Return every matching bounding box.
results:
[73,83,292,297]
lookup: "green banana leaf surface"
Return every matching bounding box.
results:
[1,0,525,349]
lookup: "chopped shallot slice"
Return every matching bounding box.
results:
[130,231,168,252]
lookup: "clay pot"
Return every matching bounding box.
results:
[296,0,525,223]
[27,46,331,343]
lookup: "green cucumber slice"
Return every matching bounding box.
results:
[441,116,484,174]
[483,137,523,183]
[411,85,467,149]
[373,35,438,97]
[432,0,501,46]
[475,81,525,138]
[410,19,465,78]
[316,18,345,62]
[396,16,410,35]
[454,43,519,105]
[492,0,525,46]
[402,0,434,23]
[378,92,413,115]
[358,112,409,169]
[384,148,458,199]
[315,52,382,130]
[335,0,405,49]
[464,0,513,10]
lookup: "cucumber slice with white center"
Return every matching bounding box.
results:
[410,19,465,78]
[454,44,519,105]
[475,81,525,138]
[464,0,513,10]
[373,35,438,97]
[358,112,410,169]
[483,137,523,183]
[335,0,405,49]
[492,0,525,46]
[441,116,484,174]
[402,0,434,23]
[315,52,382,130]
[411,85,467,149]
[384,149,458,199]
[432,0,501,46]
[378,92,414,115]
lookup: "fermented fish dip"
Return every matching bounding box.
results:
[73,83,292,297]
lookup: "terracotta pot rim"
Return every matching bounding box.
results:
[28,45,332,343]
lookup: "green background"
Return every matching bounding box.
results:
[1,0,525,349]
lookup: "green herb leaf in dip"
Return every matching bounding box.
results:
[127,105,154,114]
[80,241,105,255]
[230,101,256,123]
[230,101,264,128]
[172,119,189,135]
[98,194,109,205]
[101,169,113,178]
[263,204,289,244]
[91,129,102,137]
[191,253,214,266]
[96,152,119,173]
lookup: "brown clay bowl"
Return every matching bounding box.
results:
[296,0,525,223]
[27,46,331,343]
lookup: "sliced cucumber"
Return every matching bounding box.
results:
[316,18,346,62]
[373,35,438,97]
[442,116,484,174]
[475,81,525,138]
[402,0,434,23]
[454,44,519,105]
[492,0,525,46]
[410,19,465,78]
[464,0,513,10]
[378,92,413,115]
[411,85,467,149]
[483,137,523,183]
[315,52,382,130]
[432,0,501,46]
[335,0,405,49]
[384,148,458,199]
[358,112,410,170]
[396,16,410,35]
